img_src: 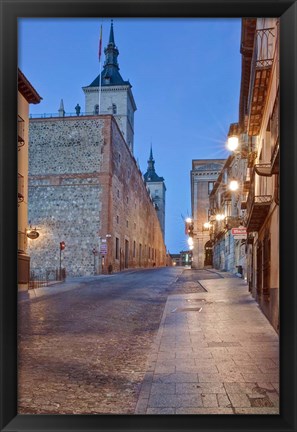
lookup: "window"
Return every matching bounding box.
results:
[116,215,119,224]
[133,241,136,258]
[117,189,120,198]
[126,220,129,228]
[118,153,121,162]
[155,189,159,197]
[112,103,117,114]
[115,238,119,260]
[208,181,215,194]
[94,104,99,115]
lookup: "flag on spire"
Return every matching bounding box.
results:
[98,25,103,61]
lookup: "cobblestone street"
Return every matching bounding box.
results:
[18,267,279,415]
[18,267,212,414]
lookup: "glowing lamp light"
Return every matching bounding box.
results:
[189,245,194,250]
[215,214,225,221]
[186,217,192,223]
[203,222,211,229]
[229,180,239,191]
[227,136,239,151]
[188,237,194,246]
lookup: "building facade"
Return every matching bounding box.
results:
[209,18,279,331]
[209,152,247,277]
[143,147,166,239]
[242,18,280,331]
[28,115,166,276]
[190,159,225,269]
[17,69,42,291]
[27,21,166,277]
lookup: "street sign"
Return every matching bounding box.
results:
[100,244,107,255]
[231,227,247,239]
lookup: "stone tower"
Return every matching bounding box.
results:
[82,20,137,154]
[144,146,166,240]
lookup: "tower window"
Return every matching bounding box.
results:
[112,104,117,114]
[208,181,215,194]
[94,104,99,115]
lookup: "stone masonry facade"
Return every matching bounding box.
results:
[28,115,166,277]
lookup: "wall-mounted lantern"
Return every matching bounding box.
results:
[26,226,40,240]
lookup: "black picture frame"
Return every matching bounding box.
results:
[1,1,296,431]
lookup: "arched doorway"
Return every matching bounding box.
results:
[204,240,213,267]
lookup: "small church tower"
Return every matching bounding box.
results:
[144,147,166,239]
[82,20,137,154]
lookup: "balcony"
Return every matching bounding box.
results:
[247,28,275,136]
[18,173,24,205]
[18,115,25,149]
[224,216,243,230]
[270,90,279,174]
[254,163,272,177]
[246,192,272,232]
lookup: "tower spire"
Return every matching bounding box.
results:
[104,20,119,70]
[147,145,155,172]
[149,144,154,162]
[109,19,115,44]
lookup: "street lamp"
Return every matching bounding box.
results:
[215,213,225,221]
[229,180,240,191]
[59,241,65,280]
[188,237,194,247]
[226,135,239,152]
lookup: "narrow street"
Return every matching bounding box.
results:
[18,267,279,415]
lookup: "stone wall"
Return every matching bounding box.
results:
[28,115,166,277]
[107,119,166,271]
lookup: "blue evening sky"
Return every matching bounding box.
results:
[18,18,241,254]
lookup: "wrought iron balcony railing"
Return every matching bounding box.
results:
[18,115,25,149]
[270,90,279,174]
[247,27,276,136]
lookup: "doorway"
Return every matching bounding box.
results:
[204,240,213,266]
[125,240,129,269]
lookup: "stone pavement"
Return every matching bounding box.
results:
[135,276,279,414]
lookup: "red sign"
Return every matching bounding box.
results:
[231,228,247,235]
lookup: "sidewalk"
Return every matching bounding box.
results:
[135,276,279,414]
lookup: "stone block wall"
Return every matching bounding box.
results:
[28,115,166,277]
[107,119,166,271]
